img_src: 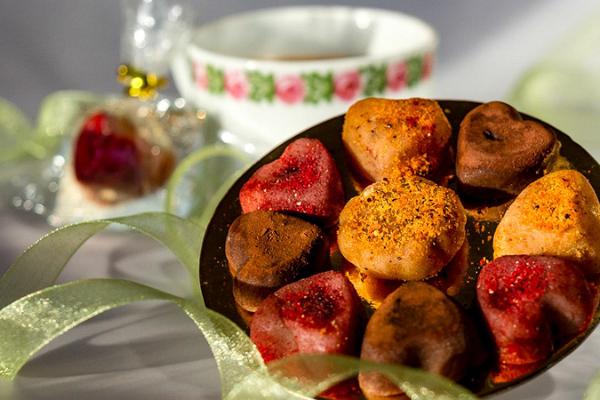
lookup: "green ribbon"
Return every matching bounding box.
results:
[0,211,480,399]
[0,91,100,165]
[0,213,204,306]
[265,355,478,400]
[165,144,251,221]
[0,278,265,396]
[584,370,600,400]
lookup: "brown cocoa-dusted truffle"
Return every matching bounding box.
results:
[342,98,452,183]
[225,210,328,312]
[456,101,558,198]
[337,177,466,281]
[359,283,472,399]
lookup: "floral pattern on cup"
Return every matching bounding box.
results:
[275,75,305,104]
[193,52,433,105]
[422,53,433,80]
[334,70,361,101]
[387,62,406,92]
[224,70,249,99]
[194,63,209,89]
[303,72,334,103]
[247,71,276,102]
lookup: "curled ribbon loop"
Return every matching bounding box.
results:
[0,212,480,399]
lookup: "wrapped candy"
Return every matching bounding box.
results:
[73,107,175,204]
[6,1,231,225]
[50,96,206,224]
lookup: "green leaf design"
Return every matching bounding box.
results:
[302,72,334,104]
[207,64,226,94]
[248,71,276,102]
[361,64,388,96]
[406,56,424,87]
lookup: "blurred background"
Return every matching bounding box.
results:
[1,0,599,118]
[2,2,600,399]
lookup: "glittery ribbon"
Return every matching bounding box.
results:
[165,145,251,220]
[0,92,100,165]
[0,213,205,307]
[584,370,600,400]
[0,211,481,399]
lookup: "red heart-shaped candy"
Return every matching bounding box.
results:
[477,255,595,377]
[250,271,362,363]
[239,138,344,224]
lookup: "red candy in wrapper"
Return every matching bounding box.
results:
[74,111,175,203]
[75,112,141,189]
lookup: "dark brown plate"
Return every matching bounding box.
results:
[199,100,600,397]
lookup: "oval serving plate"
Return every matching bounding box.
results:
[199,100,600,397]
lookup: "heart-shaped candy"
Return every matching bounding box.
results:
[494,169,600,275]
[239,138,344,224]
[477,255,594,373]
[249,271,362,362]
[225,210,328,312]
[456,101,558,198]
[359,282,475,398]
[342,98,453,183]
[337,176,466,281]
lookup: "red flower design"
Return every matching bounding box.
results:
[334,70,361,101]
[275,75,305,104]
[422,53,434,79]
[387,62,406,91]
[224,70,249,99]
[194,63,208,89]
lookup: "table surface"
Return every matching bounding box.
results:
[2,1,600,399]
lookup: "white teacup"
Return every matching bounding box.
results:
[171,6,437,153]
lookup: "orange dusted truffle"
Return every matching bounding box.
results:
[341,260,400,309]
[337,176,466,281]
[342,97,452,183]
[494,169,600,275]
